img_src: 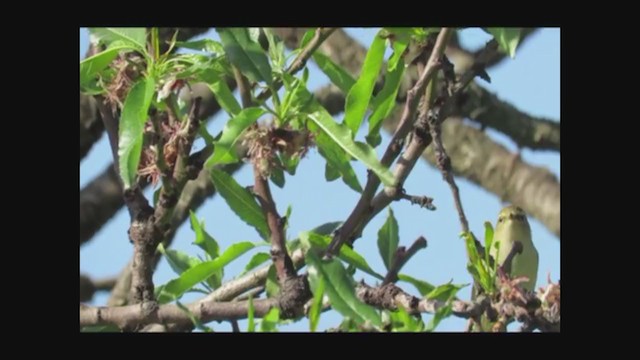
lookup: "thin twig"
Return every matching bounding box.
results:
[256,28,336,102]
[382,236,428,285]
[367,39,502,226]
[325,28,453,257]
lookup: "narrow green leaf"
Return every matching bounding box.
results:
[159,241,256,302]
[366,58,405,147]
[89,28,147,51]
[312,52,356,93]
[315,130,362,193]
[466,232,490,285]
[483,28,521,59]
[247,296,255,332]
[206,73,242,117]
[80,45,132,87]
[325,162,341,182]
[426,282,466,302]
[301,231,384,280]
[218,28,272,85]
[242,252,271,274]
[343,32,386,136]
[270,166,285,188]
[265,264,280,298]
[158,243,201,275]
[309,276,325,332]
[425,303,453,332]
[377,207,399,271]
[259,307,280,332]
[176,300,214,332]
[209,169,270,239]
[390,306,424,332]
[398,274,436,296]
[307,108,395,187]
[118,77,155,189]
[484,221,494,269]
[189,211,220,259]
[81,325,121,332]
[306,251,383,328]
[387,35,410,72]
[176,39,225,54]
[206,108,265,167]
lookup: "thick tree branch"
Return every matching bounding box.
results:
[355,281,559,332]
[80,165,124,246]
[80,93,103,161]
[80,274,118,302]
[80,298,278,328]
[454,81,560,151]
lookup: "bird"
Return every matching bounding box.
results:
[471,205,539,331]
[490,205,539,292]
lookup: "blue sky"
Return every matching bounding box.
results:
[80,28,560,332]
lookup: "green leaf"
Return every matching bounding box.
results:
[398,274,436,296]
[89,28,147,52]
[309,276,325,332]
[265,264,280,298]
[206,108,265,166]
[158,243,201,275]
[307,108,395,187]
[389,306,424,332]
[366,58,405,147]
[247,296,255,332]
[176,301,214,332]
[117,77,155,189]
[206,73,242,117]
[209,168,270,239]
[387,35,410,72]
[315,130,362,193]
[426,282,466,302]
[425,302,453,332]
[189,211,220,259]
[301,231,384,280]
[312,52,356,93]
[80,45,132,87]
[462,232,492,292]
[158,241,257,303]
[259,307,280,332]
[377,207,399,271]
[483,28,521,59]
[176,39,225,54]
[306,251,383,328]
[343,31,386,136]
[81,324,121,332]
[242,252,271,274]
[270,166,285,188]
[325,162,341,181]
[218,28,272,85]
[484,221,494,270]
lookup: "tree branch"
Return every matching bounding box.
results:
[355,281,559,332]
[382,236,428,285]
[326,28,454,257]
[80,298,278,328]
[80,274,118,302]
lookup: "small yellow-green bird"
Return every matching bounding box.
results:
[473,205,539,331]
[491,205,539,292]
